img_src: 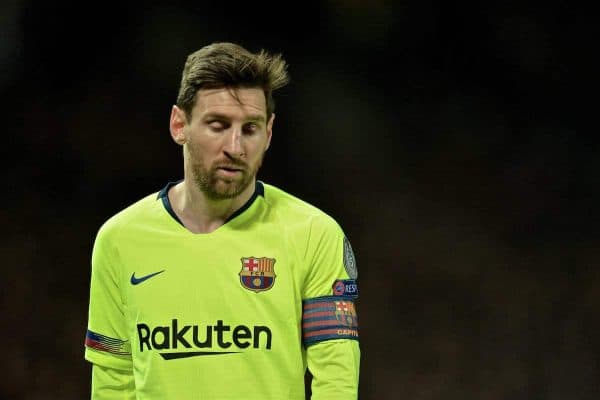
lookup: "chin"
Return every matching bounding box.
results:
[210,180,250,200]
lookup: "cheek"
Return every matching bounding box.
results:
[187,134,213,155]
[184,139,206,163]
[247,143,267,162]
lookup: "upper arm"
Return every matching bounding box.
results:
[301,216,360,347]
[85,226,133,371]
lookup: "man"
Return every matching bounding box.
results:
[84,42,360,399]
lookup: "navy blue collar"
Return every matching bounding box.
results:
[157,180,265,226]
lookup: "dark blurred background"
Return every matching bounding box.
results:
[2,0,597,399]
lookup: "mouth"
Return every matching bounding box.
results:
[216,165,244,177]
[217,165,243,172]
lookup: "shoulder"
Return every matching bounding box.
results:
[95,191,160,242]
[261,182,343,234]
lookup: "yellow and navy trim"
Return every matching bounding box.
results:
[157,180,265,225]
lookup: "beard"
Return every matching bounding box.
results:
[190,153,264,200]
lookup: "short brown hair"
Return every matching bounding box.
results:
[176,42,290,120]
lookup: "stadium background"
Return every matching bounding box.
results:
[2,1,596,399]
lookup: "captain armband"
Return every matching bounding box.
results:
[301,296,359,347]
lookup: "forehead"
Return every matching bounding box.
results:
[193,87,267,119]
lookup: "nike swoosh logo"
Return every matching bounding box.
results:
[131,270,165,285]
[160,351,239,360]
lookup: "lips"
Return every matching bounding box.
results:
[217,165,243,173]
[215,164,245,178]
[215,161,246,171]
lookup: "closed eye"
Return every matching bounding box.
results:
[242,122,259,135]
[208,120,228,132]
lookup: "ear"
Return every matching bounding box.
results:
[170,105,187,145]
[265,113,275,151]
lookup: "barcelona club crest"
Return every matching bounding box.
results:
[334,300,358,328]
[239,257,277,293]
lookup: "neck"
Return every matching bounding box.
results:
[169,178,256,234]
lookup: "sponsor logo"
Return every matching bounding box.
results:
[239,257,276,292]
[130,270,165,285]
[137,319,272,360]
[332,279,359,297]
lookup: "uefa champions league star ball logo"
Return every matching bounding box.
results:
[343,237,358,279]
[239,257,277,292]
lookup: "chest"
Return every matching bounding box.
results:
[117,228,302,328]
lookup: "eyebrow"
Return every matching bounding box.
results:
[203,112,266,123]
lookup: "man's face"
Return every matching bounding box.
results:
[172,87,273,200]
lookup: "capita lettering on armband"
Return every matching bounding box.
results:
[301,296,359,347]
[85,329,131,355]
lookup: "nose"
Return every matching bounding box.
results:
[223,127,244,159]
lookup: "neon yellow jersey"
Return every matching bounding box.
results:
[85,181,360,399]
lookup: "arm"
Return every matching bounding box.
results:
[303,296,361,399]
[307,339,360,399]
[85,224,135,398]
[91,364,136,400]
[301,217,361,399]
